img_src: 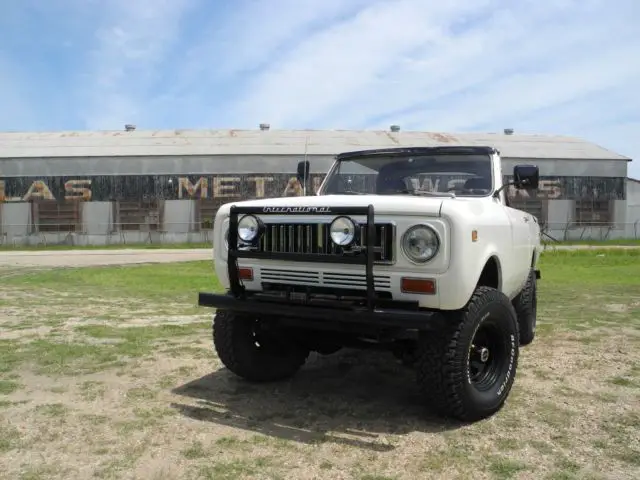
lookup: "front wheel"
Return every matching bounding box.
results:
[416,286,520,422]
[212,310,309,382]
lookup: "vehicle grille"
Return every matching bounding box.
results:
[256,222,394,263]
[260,267,392,290]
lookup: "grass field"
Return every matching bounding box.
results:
[0,250,639,480]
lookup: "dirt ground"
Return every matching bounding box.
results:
[0,250,639,480]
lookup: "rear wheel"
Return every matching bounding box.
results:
[212,310,309,382]
[513,268,537,346]
[416,286,519,422]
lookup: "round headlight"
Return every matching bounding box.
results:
[402,225,439,263]
[237,215,260,242]
[329,216,356,246]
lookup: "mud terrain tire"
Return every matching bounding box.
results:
[512,268,537,346]
[416,286,519,422]
[213,310,309,382]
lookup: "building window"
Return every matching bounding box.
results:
[31,200,82,233]
[115,199,163,231]
[574,199,613,226]
[196,198,224,232]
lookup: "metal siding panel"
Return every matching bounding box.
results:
[627,178,640,206]
[502,158,628,178]
[0,155,626,178]
[0,155,336,176]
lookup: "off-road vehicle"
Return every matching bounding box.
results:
[198,146,541,422]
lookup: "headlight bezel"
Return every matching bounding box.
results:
[401,224,440,264]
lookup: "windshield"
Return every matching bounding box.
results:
[320,153,494,197]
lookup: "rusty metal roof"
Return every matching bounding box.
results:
[0,128,631,161]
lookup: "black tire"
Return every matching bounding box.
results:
[313,344,342,356]
[392,340,418,367]
[212,310,309,382]
[513,268,537,346]
[415,286,520,422]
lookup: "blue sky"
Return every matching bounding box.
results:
[1,0,639,177]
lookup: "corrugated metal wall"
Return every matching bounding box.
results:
[0,154,629,177]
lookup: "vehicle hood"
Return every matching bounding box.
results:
[215,194,445,217]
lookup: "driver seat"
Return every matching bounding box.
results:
[376,175,407,194]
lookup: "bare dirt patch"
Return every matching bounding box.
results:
[2,322,638,480]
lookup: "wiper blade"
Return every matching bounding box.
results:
[338,191,367,195]
[335,190,455,197]
[410,190,456,198]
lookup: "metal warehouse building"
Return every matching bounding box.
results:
[0,126,637,246]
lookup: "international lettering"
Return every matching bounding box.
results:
[262,206,331,213]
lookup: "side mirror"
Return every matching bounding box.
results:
[513,164,539,189]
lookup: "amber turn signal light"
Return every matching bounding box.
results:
[238,267,254,281]
[401,277,436,294]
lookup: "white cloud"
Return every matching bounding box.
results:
[177,0,373,83]
[77,0,197,129]
[212,0,639,175]
[225,0,638,127]
[156,0,374,127]
[225,0,497,127]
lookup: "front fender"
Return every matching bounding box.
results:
[437,200,515,310]
[436,233,507,311]
[213,210,231,289]
[474,251,503,291]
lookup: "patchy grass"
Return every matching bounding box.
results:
[35,403,69,417]
[488,457,529,479]
[181,440,208,460]
[0,423,22,453]
[0,337,165,376]
[543,238,640,246]
[6,261,219,303]
[0,250,639,479]
[0,380,22,395]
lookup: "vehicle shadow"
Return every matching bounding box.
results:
[170,349,466,452]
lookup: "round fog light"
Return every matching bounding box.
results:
[329,216,356,246]
[237,215,261,242]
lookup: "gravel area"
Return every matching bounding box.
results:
[0,248,211,267]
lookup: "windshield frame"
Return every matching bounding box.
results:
[318,146,497,198]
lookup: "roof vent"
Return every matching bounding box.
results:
[504,128,514,135]
[125,124,136,132]
[259,123,270,131]
[390,124,400,132]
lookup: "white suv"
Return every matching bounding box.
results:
[198,145,541,422]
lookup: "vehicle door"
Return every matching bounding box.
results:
[503,202,533,291]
